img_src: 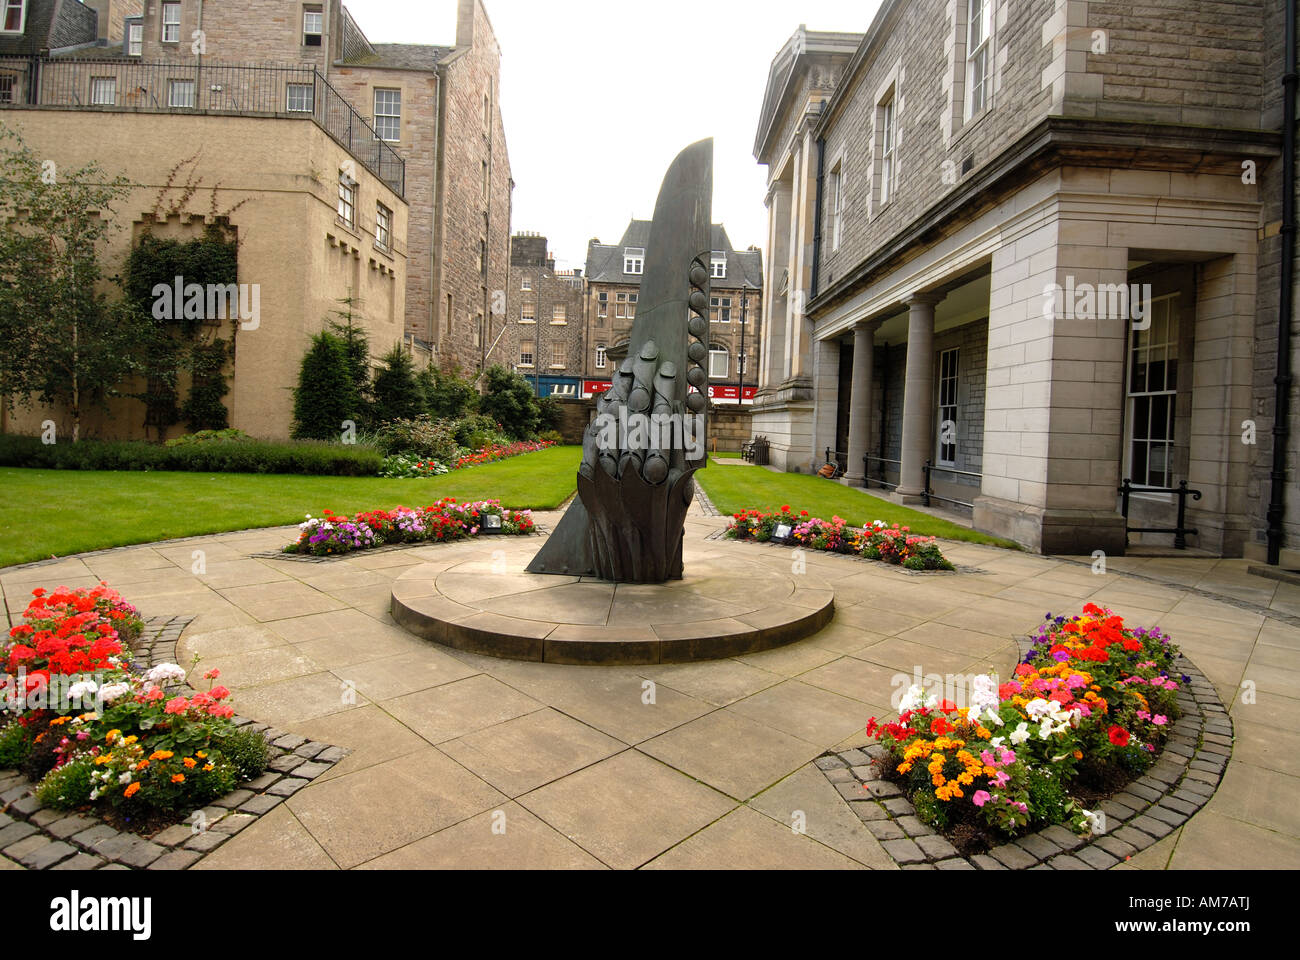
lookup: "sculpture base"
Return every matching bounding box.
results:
[390,538,834,665]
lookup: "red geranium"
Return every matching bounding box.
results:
[1108,725,1130,747]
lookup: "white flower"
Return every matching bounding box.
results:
[1009,722,1031,745]
[990,736,1005,748]
[983,707,1005,727]
[66,680,98,701]
[898,683,937,713]
[97,682,130,703]
[118,772,132,785]
[969,674,1000,717]
[145,663,187,684]
[1082,809,1104,835]
[1025,698,1053,719]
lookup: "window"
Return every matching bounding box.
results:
[161,2,181,43]
[521,278,532,291]
[373,88,401,142]
[615,292,638,319]
[878,93,897,206]
[711,251,727,279]
[90,77,116,106]
[286,82,314,113]
[337,170,356,227]
[375,203,392,252]
[519,340,534,367]
[1127,295,1180,489]
[828,161,844,250]
[0,75,13,104]
[303,7,323,46]
[595,344,607,369]
[937,348,959,466]
[623,247,644,275]
[168,79,196,108]
[481,160,489,201]
[1,0,24,33]
[711,296,732,323]
[479,239,487,277]
[551,342,566,368]
[521,299,535,323]
[597,291,608,318]
[552,304,567,324]
[128,22,142,56]
[708,345,729,379]
[551,383,576,398]
[965,0,992,120]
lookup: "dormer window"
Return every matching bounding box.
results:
[623,247,645,275]
[710,251,727,279]
[2,0,27,34]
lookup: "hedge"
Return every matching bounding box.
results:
[0,434,383,477]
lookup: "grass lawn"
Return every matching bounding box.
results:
[695,462,1020,549]
[0,445,582,569]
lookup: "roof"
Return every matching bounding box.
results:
[341,43,452,71]
[753,25,864,161]
[0,0,97,57]
[585,220,763,288]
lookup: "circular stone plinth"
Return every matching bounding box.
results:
[389,540,834,665]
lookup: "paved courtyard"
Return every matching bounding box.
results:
[2,505,1297,869]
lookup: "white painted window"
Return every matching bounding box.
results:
[128,22,143,56]
[375,203,392,251]
[1,0,25,33]
[829,160,844,250]
[623,247,644,275]
[521,278,532,291]
[711,251,727,279]
[595,344,607,369]
[168,79,196,108]
[373,88,401,142]
[965,0,992,120]
[1126,295,1180,490]
[708,345,729,379]
[0,75,13,104]
[161,2,181,43]
[519,340,534,367]
[521,299,535,323]
[711,296,732,323]
[303,7,323,47]
[551,342,566,368]
[937,348,959,466]
[90,77,116,106]
[337,170,356,227]
[878,93,896,206]
[286,82,314,113]
[552,304,567,324]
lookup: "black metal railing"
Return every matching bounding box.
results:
[922,461,982,509]
[0,56,404,196]
[1118,479,1203,549]
[864,454,900,491]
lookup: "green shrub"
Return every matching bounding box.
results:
[420,365,479,420]
[164,428,253,447]
[536,395,563,433]
[0,721,30,770]
[218,728,270,782]
[371,346,426,424]
[35,756,96,809]
[478,365,540,440]
[538,429,563,445]
[450,413,507,450]
[375,416,459,462]
[292,332,362,440]
[0,433,383,477]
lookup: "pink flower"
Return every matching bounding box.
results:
[1136,709,1150,721]
[992,770,1010,788]
[980,749,995,767]
[972,790,991,807]
[164,696,189,715]
[204,668,221,680]
[1152,714,1167,725]
[998,748,1016,766]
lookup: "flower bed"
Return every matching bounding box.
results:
[379,440,555,478]
[285,498,536,557]
[725,506,954,570]
[862,603,1182,854]
[0,585,269,824]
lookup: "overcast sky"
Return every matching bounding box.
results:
[350,0,878,272]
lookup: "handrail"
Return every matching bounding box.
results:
[1118,478,1203,549]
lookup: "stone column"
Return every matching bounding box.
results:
[897,293,942,502]
[811,337,841,470]
[844,321,880,485]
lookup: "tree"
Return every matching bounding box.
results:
[327,297,373,426]
[0,125,139,441]
[371,345,425,424]
[478,365,540,440]
[419,364,478,420]
[291,332,360,440]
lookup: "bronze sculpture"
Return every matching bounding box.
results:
[527,138,713,582]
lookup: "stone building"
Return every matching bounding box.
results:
[503,233,586,398]
[753,0,1295,560]
[583,220,763,404]
[0,0,512,438]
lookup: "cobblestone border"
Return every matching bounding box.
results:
[251,528,549,564]
[817,637,1231,870]
[0,616,350,870]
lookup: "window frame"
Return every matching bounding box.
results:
[303,6,324,47]
[0,74,14,104]
[550,342,566,368]
[520,298,536,323]
[829,159,844,251]
[161,1,181,43]
[89,76,116,106]
[373,87,402,143]
[551,304,567,324]
[710,251,727,279]
[965,0,993,122]
[375,202,392,252]
[1124,293,1181,496]
[708,345,729,380]
[936,347,959,467]
[595,344,607,369]
[519,340,535,367]
[878,93,897,208]
[337,170,356,228]
[710,296,732,323]
[0,0,25,34]
[623,247,644,275]
[127,22,143,56]
[167,78,196,109]
[286,82,314,113]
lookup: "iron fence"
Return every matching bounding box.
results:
[0,56,404,197]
